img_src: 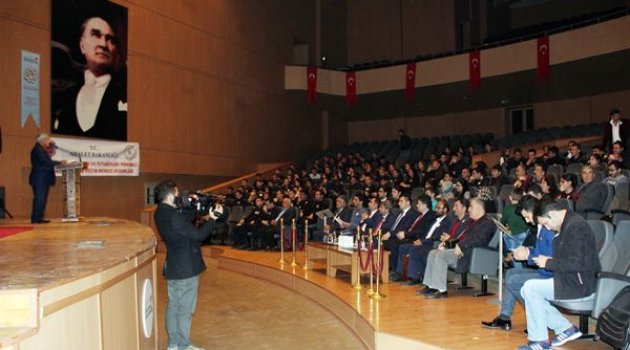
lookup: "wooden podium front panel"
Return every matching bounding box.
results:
[19,295,101,350]
[101,274,139,350]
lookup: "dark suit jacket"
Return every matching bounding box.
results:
[602,119,630,152]
[331,207,353,233]
[387,208,420,239]
[407,210,438,240]
[154,203,214,280]
[419,214,454,244]
[270,206,297,229]
[455,215,496,273]
[53,74,127,141]
[575,182,607,214]
[29,144,60,186]
[372,212,396,234]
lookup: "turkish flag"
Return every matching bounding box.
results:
[469,51,481,92]
[537,36,550,82]
[405,63,416,102]
[306,66,317,104]
[346,71,357,107]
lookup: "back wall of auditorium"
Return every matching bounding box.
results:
[1,0,629,221]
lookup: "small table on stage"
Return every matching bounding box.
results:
[306,242,390,285]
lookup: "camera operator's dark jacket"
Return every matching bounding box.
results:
[155,203,214,280]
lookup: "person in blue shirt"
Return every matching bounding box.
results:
[481,196,554,331]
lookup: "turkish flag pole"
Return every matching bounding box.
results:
[468,51,481,92]
[537,36,550,82]
[306,66,317,104]
[405,63,417,102]
[346,71,357,107]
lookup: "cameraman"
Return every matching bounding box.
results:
[154,180,222,350]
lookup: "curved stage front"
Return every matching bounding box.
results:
[0,218,157,350]
[215,247,606,350]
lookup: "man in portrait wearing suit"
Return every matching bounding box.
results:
[53,16,127,141]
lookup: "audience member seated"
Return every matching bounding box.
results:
[517,201,600,350]
[390,196,440,282]
[607,140,625,164]
[490,164,510,191]
[507,148,525,172]
[604,160,629,186]
[347,194,368,235]
[532,162,546,185]
[574,165,607,215]
[565,142,586,165]
[588,153,606,173]
[514,164,532,190]
[481,196,554,331]
[524,149,539,169]
[322,195,353,238]
[545,146,565,167]
[418,198,495,299]
[540,174,560,199]
[501,189,529,268]
[233,197,270,250]
[382,195,420,274]
[258,197,296,250]
[558,173,578,200]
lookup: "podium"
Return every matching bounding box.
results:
[55,163,83,222]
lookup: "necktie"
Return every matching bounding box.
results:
[373,217,385,233]
[448,220,461,238]
[408,213,424,233]
[391,212,404,231]
[425,217,444,239]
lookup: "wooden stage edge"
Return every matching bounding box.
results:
[213,246,443,350]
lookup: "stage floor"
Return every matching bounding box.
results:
[213,246,609,350]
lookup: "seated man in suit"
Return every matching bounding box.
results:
[391,195,438,282]
[257,197,296,250]
[381,195,419,273]
[359,196,381,233]
[419,198,496,299]
[403,198,469,287]
[396,198,453,283]
[232,197,270,249]
[574,165,607,216]
[323,195,353,239]
[345,194,368,235]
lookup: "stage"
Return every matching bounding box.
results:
[214,246,608,350]
[0,218,157,350]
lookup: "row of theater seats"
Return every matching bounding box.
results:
[339,8,628,72]
[484,7,628,45]
[305,121,602,167]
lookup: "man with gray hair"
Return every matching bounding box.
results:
[29,133,65,223]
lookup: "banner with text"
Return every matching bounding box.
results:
[52,137,140,176]
[21,50,41,127]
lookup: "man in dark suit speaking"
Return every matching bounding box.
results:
[53,16,127,141]
[29,133,65,223]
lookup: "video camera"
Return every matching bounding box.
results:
[175,191,224,219]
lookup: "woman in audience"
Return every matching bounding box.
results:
[540,175,560,199]
[603,161,629,186]
[558,173,578,200]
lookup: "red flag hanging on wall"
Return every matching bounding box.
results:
[306,66,317,104]
[346,71,357,107]
[537,35,550,82]
[469,51,481,92]
[405,63,416,102]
